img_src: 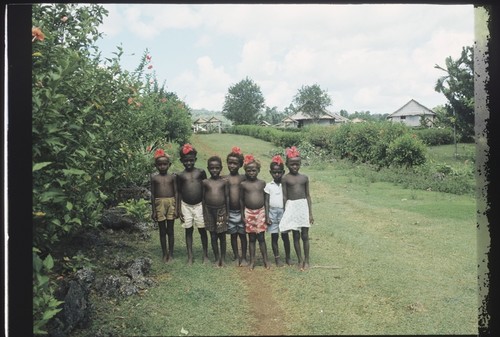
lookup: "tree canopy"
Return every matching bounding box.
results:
[292,84,332,120]
[434,46,474,142]
[222,77,265,125]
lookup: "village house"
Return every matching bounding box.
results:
[193,116,222,133]
[386,99,436,127]
[281,110,349,128]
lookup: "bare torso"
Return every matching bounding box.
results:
[151,173,176,198]
[225,173,245,210]
[177,168,206,204]
[203,177,228,207]
[240,179,266,210]
[283,173,309,200]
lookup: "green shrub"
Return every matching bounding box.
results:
[117,198,151,222]
[387,134,427,167]
[414,127,454,145]
[33,248,64,335]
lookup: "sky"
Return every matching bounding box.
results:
[95,4,475,115]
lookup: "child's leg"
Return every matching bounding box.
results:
[292,230,303,268]
[257,232,270,269]
[248,233,256,270]
[158,221,168,262]
[271,233,283,267]
[230,233,239,262]
[198,228,209,263]
[166,220,175,261]
[301,227,310,270]
[185,227,194,265]
[281,231,292,265]
[219,233,227,267]
[239,232,248,266]
[210,231,219,266]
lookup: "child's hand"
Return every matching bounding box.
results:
[309,215,314,225]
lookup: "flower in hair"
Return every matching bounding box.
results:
[286,146,300,159]
[243,154,255,165]
[271,155,284,165]
[154,148,168,159]
[231,146,242,155]
[182,143,194,155]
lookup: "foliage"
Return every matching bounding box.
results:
[61,253,94,274]
[386,133,427,167]
[292,83,332,120]
[258,106,286,125]
[33,248,64,335]
[412,127,454,146]
[117,198,151,222]
[434,46,474,142]
[32,4,192,333]
[222,77,265,125]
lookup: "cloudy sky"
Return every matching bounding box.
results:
[96,4,474,115]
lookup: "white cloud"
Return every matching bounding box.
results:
[97,4,474,113]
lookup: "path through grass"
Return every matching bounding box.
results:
[77,133,477,336]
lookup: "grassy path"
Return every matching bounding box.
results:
[78,133,477,336]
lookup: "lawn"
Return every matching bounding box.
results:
[73,133,478,336]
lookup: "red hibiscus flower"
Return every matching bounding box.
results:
[154,148,166,159]
[182,143,193,155]
[271,155,284,165]
[231,146,242,155]
[286,146,300,159]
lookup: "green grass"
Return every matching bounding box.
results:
[72,134,477,336]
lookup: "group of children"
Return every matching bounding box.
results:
[150,143,313,271]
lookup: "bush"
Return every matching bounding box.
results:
[386,134,427,167]
[413,127,454,145]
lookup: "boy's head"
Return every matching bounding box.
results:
[179,143,197,159]
[207,155,223,177]
[285,146,301,164]
[269,155,285,182]
[154,149,171,171]
[243,154,261,180]
[227,146,244,168]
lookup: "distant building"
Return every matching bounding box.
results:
[193,116,222,133]
[282,110,349,128]
[259,120,272,127]
[386,99,436,127]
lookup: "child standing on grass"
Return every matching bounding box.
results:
[225,146,248,267]
[264,155,292,267]
[150,149,177,263]
[176,143,209,265]
[202,156,230,267]
[279,146,314,271]
[240,154,270,270]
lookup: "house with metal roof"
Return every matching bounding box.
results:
[386,99,436,127]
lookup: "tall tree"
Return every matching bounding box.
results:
[292,84,332,120]
[434,46,474,142]
[222,77,265,125]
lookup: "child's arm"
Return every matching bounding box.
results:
[264,192,271,225]
[305,177,314,225]
[239,184,246,222]
[173,173,178,218]
[281,177,288,211]
[176,174,184,222]
[150,174,156,221]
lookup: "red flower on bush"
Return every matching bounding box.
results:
[146,55,152,61]
[148,65,153,69]
[32,27,45,42]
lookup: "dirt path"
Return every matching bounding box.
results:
[237,267,289,336]
[191,134,290,336]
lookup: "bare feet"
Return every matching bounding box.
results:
[248,262,255,270]
[162,255,169,263]
[187,257,193,266]
[239,258,249,267]
[302,262,310,271]
[285,258,293,266]
[275,257,284,267]
[202,255,210,264]
[263,261,271,270]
